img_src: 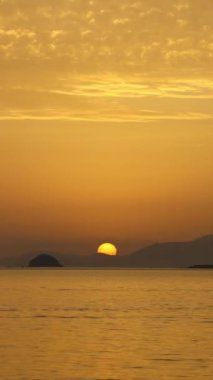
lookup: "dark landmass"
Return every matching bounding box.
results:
[123,235,213,268]
[28,254,63,267]
[0,234,213,268]
[188,264,213,269]
[57,234,213,268]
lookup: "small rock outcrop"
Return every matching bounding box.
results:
[28,254,63,267]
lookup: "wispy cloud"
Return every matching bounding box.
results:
[50,77,213,99]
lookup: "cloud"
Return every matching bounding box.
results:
[81,30,93,37]
[51,30,65,39]
[0,0,212,76]
[0,0,212,123]
[113,18,129,25]
[0,76,213,122]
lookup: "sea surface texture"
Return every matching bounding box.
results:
[0,269,212,380]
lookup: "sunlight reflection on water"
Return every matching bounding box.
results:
[0,269,212,380]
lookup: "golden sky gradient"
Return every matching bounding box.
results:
[0,0,213,256]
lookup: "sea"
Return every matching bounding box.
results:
[0,269,212,380]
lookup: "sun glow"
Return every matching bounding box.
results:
[97,243,117,256]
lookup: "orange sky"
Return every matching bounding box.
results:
[0,0,213,257]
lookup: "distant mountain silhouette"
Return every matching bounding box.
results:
[125,235,213,268]
[0,235,213,268]
[188,264,213,269]
[59,235,213,268]
[193,235,213,243]
[28,254,63,267]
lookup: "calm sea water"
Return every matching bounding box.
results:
[0,269,212,380]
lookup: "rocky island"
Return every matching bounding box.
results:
[28,254,63,267]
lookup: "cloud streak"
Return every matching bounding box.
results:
[0,76,213,122]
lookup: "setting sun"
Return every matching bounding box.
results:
[97,243,117,256]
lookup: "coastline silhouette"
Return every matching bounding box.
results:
[122,234,213,268]
[1,234,212,268]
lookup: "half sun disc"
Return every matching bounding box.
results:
[97,243,117,256]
